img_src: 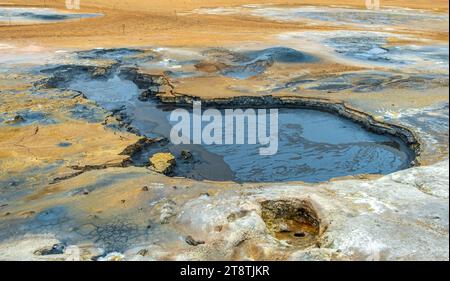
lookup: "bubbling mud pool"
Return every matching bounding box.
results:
[63,72,414,183]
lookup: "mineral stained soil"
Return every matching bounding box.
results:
[0,0,448,261]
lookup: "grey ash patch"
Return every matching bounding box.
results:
[277,71,448,93]
[242,47,317,64]
[324,34,449,72]
[1,110,57,127]
[76,48,145,61]
[0,8,100,24]
[69,104,107,123]
[201,47,318,79]
[57,142,72,148]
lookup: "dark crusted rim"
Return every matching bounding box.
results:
[156,92,423,166]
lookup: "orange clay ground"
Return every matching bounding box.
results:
[1,0,448,49]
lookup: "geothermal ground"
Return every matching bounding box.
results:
[0,0,448,261]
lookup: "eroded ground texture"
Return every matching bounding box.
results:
[0,0,448,260]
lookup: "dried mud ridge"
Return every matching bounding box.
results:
[49,136,166,184]
[36,62,422,184]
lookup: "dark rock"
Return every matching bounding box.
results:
[137,249,148,256]
[185,235,205,246]
[138,89,155,101]
[181,150,193,161]
[34,243,66,256]
[5,115,25,124]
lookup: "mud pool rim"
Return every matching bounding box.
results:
[154,93,422,167]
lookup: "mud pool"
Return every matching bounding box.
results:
[0,7,100,24]
[64,69,414,183]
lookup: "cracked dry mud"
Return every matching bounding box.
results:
[0,0,448,261]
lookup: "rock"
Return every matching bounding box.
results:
[5,115,25,124]
[137,249,148,256]
[277,223,290,233]
[97,252,125,261]
[180,150,193,161]
[185,235,205,246]
[149,152,176,175]
[20,211,36,218]
[159,200,177,224]
[142,186,149,191]
[199,192,210,197]
[138,89,154,101]
[34,243,66,256]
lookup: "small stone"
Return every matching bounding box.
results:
[185,235,205,246]
[180,150,193,161]
[97,252,125,261]
[149,152,176,175]
[6,115,25,124]
[137,249,148,256]
[20,211,36,218]
[278,223,291,233]
[159,203,176,224]
[138,89,154,101]
[142,186,149,191]
[34,243,66,256]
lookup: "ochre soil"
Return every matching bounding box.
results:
[1,0,448,49]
